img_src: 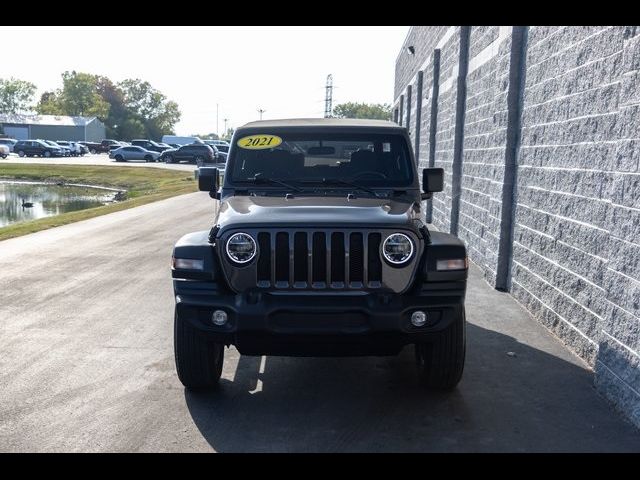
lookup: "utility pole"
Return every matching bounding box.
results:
[324,74,333,118]
[257,108,266,120]
[223,118,229,135]
[216,103,219,137]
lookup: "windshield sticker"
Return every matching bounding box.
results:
[237,134,282,150]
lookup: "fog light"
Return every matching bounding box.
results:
[411,310,427,327]
[212,309,228,326]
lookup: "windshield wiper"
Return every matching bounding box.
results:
[247,175,303,192]
[300,178,379,196]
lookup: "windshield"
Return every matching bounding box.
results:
[228,132,413,187]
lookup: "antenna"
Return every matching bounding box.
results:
[257,108,266,120]
[324,74,333,118]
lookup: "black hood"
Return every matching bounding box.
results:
[215,195,423,234]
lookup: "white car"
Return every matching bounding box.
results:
[109,145,161,162]
[0,138,18,152]
[0,144,9,159]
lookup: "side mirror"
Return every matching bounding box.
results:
[198,167,219,195]
[421,168,444,200]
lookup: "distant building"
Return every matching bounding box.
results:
[0,114,106,142]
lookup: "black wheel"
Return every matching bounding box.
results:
[174,309,224,389]
[1,154,6,159]
[415,308,466,390]
[144,155,153,162]
[195,155,204,167]
[17,150,26,157]
[44,150,51,158]
[114,154,124,162]
[90,148,97,154]
[165,154,174,164]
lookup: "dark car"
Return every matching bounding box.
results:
[79,139,121,154]
[14,139,63,158]
[131,139,170,153]
[171,118,468,390]
[160,143,216,166]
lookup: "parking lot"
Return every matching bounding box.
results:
[1,152,198,172]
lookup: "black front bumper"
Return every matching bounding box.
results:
[174,279,466,356]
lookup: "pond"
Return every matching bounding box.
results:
[0,181,119,227]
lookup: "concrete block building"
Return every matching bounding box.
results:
[0,114,105,142]
[394,26,639,427]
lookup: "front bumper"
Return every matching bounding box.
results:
[174,279,466,356]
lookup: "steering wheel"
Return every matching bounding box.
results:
[351,171,388,179]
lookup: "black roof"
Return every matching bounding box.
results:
[238,118,402,130]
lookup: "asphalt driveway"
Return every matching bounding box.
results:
[0,192,638,451]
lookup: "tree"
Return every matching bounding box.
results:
[118,79,181,140]
[36,71,109,119]
[0,78,37,114]
[332,102,392,121]
[192,133,219,140]
[222,128,235,141]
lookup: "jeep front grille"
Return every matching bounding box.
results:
[255,230,383,289]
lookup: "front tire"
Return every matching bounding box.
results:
[114,154,124,162]
[174,310,224,389]
[44,150,51,158]
[165,154,174,164]
[17,150,26,157]
[144,155,153,162]
[415,308,466,390]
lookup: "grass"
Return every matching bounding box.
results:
[0,163,198,241]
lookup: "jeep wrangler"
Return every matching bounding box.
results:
[172,118,468,390]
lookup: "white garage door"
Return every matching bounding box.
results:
[4,126,29,140]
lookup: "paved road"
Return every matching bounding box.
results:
[2,153,197,172]
[0,193,638,452]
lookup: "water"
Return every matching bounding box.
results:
[0,181,117,227]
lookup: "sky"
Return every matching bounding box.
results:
[4,26,409,136]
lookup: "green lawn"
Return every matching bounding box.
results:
[0,163,198,241]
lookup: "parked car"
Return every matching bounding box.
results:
[0,138,18,152]
[205,141,228,162]
[161,135,203,146]
[0,144,9,159]
[171,118,466,390]
[77,142,90,155]
[160,143,216,165]
[14,140,63,157]
[131,139,171,153]
[109,145,161,162]
[80,139,121,154]
[39,140,71,156]
[55,140,85,156]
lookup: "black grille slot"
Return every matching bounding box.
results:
[294,232,308,283]
[275,232,289,283]
[252,229,384,289]
[331,232,345,283]
[257,232,271,282]
[312,232,326,283]
[349,232,364,283]
[367,233,382,283]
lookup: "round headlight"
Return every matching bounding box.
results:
[382,233,414,265]
[226,232,256,264]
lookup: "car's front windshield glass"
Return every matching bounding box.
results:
[229,132,413,188]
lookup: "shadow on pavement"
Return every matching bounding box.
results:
[184,323,640,452]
